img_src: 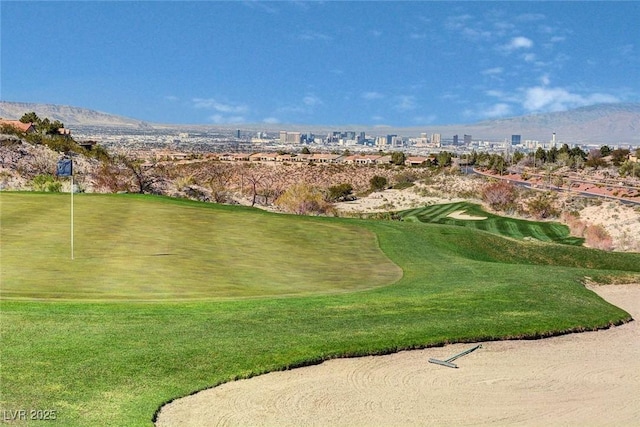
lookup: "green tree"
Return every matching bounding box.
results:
[547,146,558,164]
[610,149,630,166]
[512,151,525,164]
[600,145,612,157]
[301,146,311,155]
[327,183,354,202]
[436,151,452,167]
[19,111,40,124]
[534,147,547,165]
[619,160,640,178]
[391,151,406,166]
[585,149,608,169]
[369,175,388,191]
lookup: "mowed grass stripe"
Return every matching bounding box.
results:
[399,202,583,245]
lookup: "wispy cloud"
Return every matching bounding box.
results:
[241,1,278,14]
[504,36,534,51]
[482,103,513,118]
[209,114,246,124]
[303,95,323,107]
[481,67,503,76]
[516,13,546,22]
[362,91,385,101]
[394,95,417,111]
[192,98,249,114]
[263,117,280,124]
[242,0,279,15]
[522,86,619,112]
[299,31,332,41]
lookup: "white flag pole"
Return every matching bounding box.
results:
[71,172,74,260]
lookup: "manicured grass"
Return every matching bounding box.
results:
[2,193,639,426]
[399,201,584,245]
[1,193,401,300]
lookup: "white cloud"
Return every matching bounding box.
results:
[481,67,503,75]
[303,95,322,106]
[516,13,546,22]
[193,98,249,114]
[209,114,246,124]
[482,103,512,118]
[445,14,473,31]
[394,95,417,111]
[505,36,534,51]
[263,117,280,124]
[362,91,385,100]
[523,86,619,112]
[523,53,537,62]
[299,31,332,41]
[242,0,278,14]
[412,114,437,124]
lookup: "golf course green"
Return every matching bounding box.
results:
[2,193,639,426]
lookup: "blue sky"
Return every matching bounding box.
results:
[1,1,638,126]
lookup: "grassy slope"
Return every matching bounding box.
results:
[1,194,639,426]
[400,201,584,245]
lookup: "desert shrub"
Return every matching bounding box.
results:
[481,180,517,211]
[275,183,334,215]
[527,192,559,219]
[93,162,130,193]
[561,211,587,237]
[394,170,419,185]
[327,183,354,202]
[369,175,388,191]
[31,174,62,192]
[584,224,613,251]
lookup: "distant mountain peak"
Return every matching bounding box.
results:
[0,101,151,128]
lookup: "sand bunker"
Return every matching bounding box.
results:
[446,210,488,220]
[156,284,640,426]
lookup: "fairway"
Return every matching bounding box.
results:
[2,193,639,426]
[1,193,401,300]
[399,201,584,245]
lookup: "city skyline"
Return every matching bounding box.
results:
[2,1,639,127]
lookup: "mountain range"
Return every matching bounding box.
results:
[1,100,639,145]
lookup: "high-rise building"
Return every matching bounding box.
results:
[464,134,472,145]
[279,131,301,144]
[511,134,521,146]
[431,133,441,146]
[453,134,459,145]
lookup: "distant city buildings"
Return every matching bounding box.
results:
[279,131,301,144]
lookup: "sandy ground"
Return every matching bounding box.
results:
[156,283,640,427]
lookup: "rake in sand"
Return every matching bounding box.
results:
[428,344,482,368]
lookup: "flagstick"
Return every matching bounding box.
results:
[71,174,74,260]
